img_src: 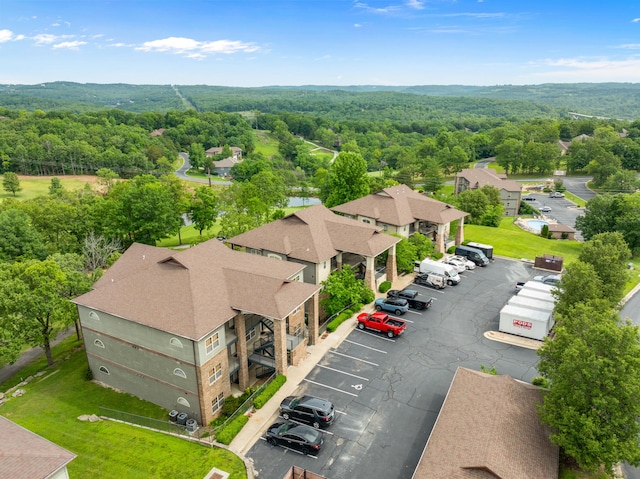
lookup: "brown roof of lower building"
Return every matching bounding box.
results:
[547,223,575,233]
[0,416,76,479]
[331,184,468,227]
[228,204,401,263]
[412,367,558,479]
[73,239,320,341]
[456,169,522,193]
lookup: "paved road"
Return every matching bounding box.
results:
[561,176,596,201]
[621,285,640,479]
[247,259,541,479]
[0,327,76,385]
[522,192,585,241]
[176,153,232,185]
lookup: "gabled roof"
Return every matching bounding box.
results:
[331,185,468,227]
[548,223,575,233]
[456,168,522,193]
[73,239,320,341]
[0,416,76,479]
[228,204,401,263]
[412,367,558,479]
[205,146,242,156]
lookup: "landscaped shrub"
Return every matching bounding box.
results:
[215,414,249,445]
[561,232,569,240]
[431,252,444,260]
[253,374,286,409]
[326,311,351,332]
[446,246,456,254]
[532,376,550,388]
[540,224,549,238]
[379,281,391,293]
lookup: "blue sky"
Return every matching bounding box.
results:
[1,0,639,86]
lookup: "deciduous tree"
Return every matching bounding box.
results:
[2,172,21,196]
[323,152,370,208]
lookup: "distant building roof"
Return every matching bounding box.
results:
[228,204,401,263]
[73,239,320,341]
[205,146,242,157]
[0,416,76,479]
[331,184,468,227]
[547,223,575,233]
[412,367,558,479]
[456,168,522,193]
[150,128,166,137]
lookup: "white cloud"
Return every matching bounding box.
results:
[136,36,258,57]
[354,2,402,14]
[33,33,60,45]
[406,0,424,9]
[52,41,87,50]
[52,22,61,27]
[617,44,640,50]
[0,29,13,42]
[539,56,640,81]
[354,23,362,27]
[14,34,25,41]
[632,18,640,23]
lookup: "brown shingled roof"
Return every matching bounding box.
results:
[228,204,401,262]
[456,169,522,193]
[0,416,76,479]
[547,223,575,233]
[412,367,558,479]
[73,239,320,341]
[331,184,468,227]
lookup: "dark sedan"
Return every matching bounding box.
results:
[265,421,324,455]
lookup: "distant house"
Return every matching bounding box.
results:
[412,367,559,479]
[205,146,243,176]
[0,415,76,479]
[558,133,591,155]
[454,168,523,216]
[330,184,468,253]
[227,204,401,293]
[73,239,320,426]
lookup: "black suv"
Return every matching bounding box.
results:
[279,395,335,428]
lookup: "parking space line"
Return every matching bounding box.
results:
[354,329,396,341]
[405,310,422,316]
[279,416,336,435]
[317,364,370,381]
[344,339,387,354]
[303,378,358,397]
[329,350,379,366]
[335,410,347,415]
[412,284,446,295]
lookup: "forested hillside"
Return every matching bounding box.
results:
[1,82,639,120]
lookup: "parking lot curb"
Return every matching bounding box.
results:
[484,331,543,350]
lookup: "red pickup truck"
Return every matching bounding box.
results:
[357,312,407,338]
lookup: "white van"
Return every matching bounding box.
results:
[413,258,461,285]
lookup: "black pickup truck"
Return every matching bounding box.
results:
[387,289,433,311]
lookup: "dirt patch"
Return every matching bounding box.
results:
[17,174,99,184]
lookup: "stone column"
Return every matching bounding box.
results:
[307,293,319,346]
[336,252,343,269]
[435,224,446,253]
[273,317,288,375]
[386,244,398,283]
[455,218,465,245]
[234,312,249,390]
[363,255,376,292]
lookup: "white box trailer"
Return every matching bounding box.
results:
[508,295,555,313]
[517,288,555,305]
[499,304,554,340]
[521,281,555,294]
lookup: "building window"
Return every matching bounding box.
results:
[362,218,371,224]
[173,368,187,379]
[209,363,222,384]
[382,224,388,231]
[89,311,100,320]
[245,327,256,342]
[98,366,110,375]
[177,397,190,407]
[170,337,183,348]
[212,392,224,413]
[94,339,105,349]
[205,332,220,354]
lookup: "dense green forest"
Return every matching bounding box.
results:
[2,82,640,120]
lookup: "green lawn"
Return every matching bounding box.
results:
[0,337,246,479]
[0,175,99,201]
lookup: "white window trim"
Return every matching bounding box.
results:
[94,339,105,349]
[174,368,187,379]
[212,392,224,413]
[245,327,256,342]
[205,332,220,355]
[98,366,110,375]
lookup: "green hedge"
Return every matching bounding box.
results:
[431,252,444,260]
[446,246,456,254]
[379,281,391,293]
[215,414,249,445]
[326,303,362,333]
[253,374,287,409]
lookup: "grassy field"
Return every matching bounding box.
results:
[0,337,246,479]
[0,174,101,201]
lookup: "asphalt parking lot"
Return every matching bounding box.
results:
[247,258,543,479]
[524,192,585,240]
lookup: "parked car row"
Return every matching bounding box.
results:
[266,394,337,455]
